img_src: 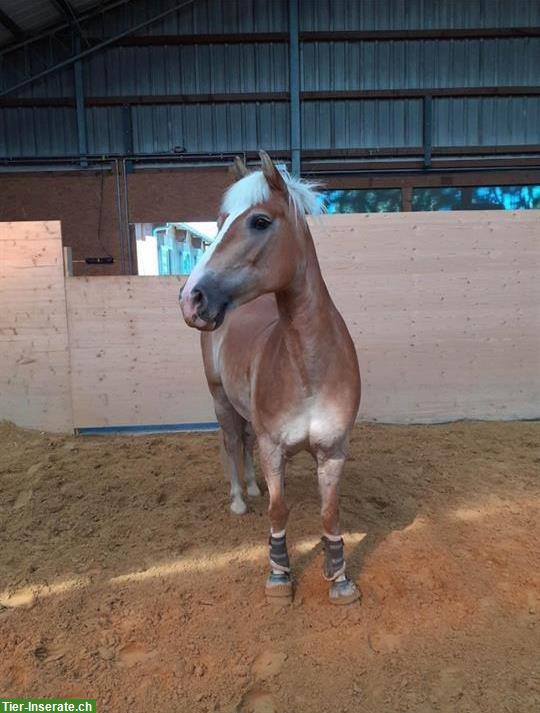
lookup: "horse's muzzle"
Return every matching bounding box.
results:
[179,276,228,331]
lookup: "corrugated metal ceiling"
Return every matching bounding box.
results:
[301,0,540,31]
[1,0,539,159]
[3,0,540,48]
[0,0,111,47]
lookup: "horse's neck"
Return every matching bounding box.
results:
[275,224,338,371]
[276,247,330,325]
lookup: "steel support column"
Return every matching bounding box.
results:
[288,0,301,176]
[122,104,134,155]
[423,95,433,168]
[73,35,88,167]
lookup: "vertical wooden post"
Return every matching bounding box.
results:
[63,246,73,276]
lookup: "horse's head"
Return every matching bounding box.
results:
[180,151,322,331]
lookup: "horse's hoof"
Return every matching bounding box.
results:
[230,497,247,515]
[329,578,360,606]
[265,572,293,601]
[247,482,262,497]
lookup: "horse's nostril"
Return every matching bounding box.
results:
[191,287,207,311]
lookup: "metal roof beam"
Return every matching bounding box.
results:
[0,0,133,56]
[49,0,78,23]
[0,8,24,39]
[1,153,539,176]
[49,0,89,46]
[1,14,538,55]
[3,85,539,107]
[73,26,540,47]
[0,0,197,96]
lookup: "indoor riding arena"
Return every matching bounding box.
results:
[0,2,539,713]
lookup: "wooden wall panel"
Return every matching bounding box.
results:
[310,210,540,423]
[2,212,538,432]
[66,276,214,428]
[0,221,73,432]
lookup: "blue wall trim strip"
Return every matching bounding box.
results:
[77,422,220,436]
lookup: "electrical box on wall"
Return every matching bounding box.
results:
[85,257,114,264]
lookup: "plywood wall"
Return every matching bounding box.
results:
[0,221,73,432]
[66,276,214,429]
[311,211,540,423]
[1,212,539,432]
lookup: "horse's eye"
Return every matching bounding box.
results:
[250,215,272,231]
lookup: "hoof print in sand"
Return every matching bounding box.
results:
[251,651,287,680]
[116,642,157,667]
[237,688,276,713]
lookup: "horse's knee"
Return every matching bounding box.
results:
[222,430,241,454]
[321,505,339,535]
[243,423,256,452]
[268,498,289,528]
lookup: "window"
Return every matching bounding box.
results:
[323,188,402,213]
[412,185,540,212]
[412,187,462,212]
[471,185,540,210]
[134,222,217,276]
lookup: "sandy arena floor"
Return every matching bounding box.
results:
[0,420,539,713]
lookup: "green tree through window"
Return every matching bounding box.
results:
[322,189,401,213]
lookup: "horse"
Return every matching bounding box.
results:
[179,151,361,605]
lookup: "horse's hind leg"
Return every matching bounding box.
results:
[243,422,261,497]
[213,388,248,515]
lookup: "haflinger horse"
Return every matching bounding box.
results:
[180,151,361,605]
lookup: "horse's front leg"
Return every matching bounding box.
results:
[243,422,262,498]
[258,437,292,601]
[317,451,360,605]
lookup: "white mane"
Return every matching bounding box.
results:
[183,168,324,296]
[222,169,325,219]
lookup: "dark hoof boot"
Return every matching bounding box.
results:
[265,572,293,601]
[329,577,360,605]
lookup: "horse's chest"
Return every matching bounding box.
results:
[273,398,344,452]
[280,410,311,449]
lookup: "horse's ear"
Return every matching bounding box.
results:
[230,155,249,180]
[259,150,287,195]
